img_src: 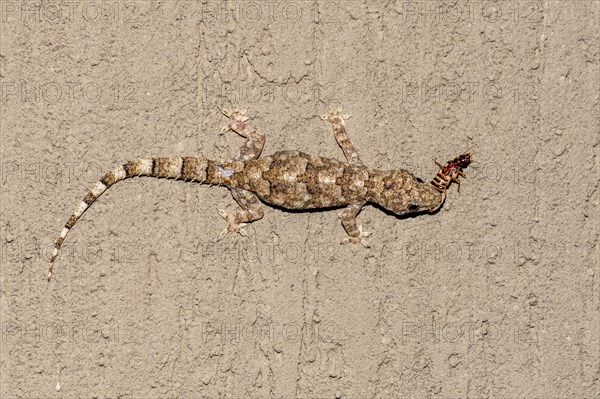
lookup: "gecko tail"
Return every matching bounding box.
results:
[48,157,211,281]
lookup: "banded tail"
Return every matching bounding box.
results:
[48,156,213,281]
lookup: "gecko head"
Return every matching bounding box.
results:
[375,172,444,215]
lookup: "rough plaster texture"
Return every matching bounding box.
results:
[1,1,599,398]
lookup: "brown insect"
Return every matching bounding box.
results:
[431,153,472,194]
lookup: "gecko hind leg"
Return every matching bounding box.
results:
[340,201,371,247]
[217,188,264,240]
[320,110,363,165]
[220,107,266,161]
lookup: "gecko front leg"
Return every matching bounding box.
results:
[320,110,363,165]
[218,188,265,240]
[340,201,371,247]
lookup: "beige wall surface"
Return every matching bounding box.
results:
[1,1,598,398]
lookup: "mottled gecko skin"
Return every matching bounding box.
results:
[48,109,460,280]
[213,151,441,211]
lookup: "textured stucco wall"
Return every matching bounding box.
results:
[1,1,598,397]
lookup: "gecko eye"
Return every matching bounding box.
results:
[408,204,419,211]
[416,177,423,183]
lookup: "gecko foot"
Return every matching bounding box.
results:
[217,208,249,241]
[341,225,371,248]
[320,110,352,125]
[220,107,249,134]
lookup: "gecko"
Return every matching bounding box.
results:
[48,109,471,280]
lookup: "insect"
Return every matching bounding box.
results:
[48,108,470,280]
[431,153,472,194]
